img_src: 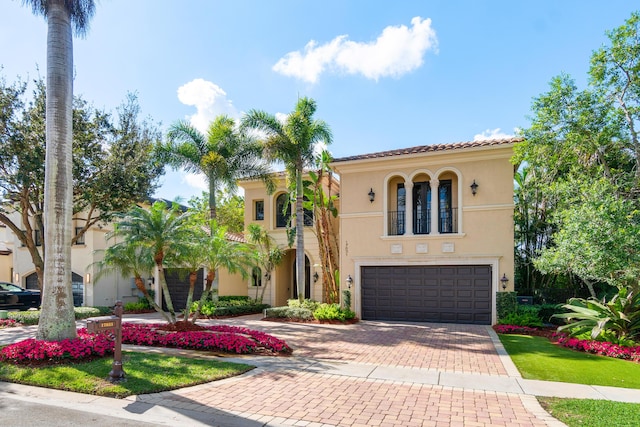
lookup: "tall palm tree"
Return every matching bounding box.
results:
[160,115,273,220]
[242,97,332,302]
[246,223,284,303]
[109,201,193,324]
[22,0,96,340]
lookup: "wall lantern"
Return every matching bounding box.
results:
[313,272,319,283]
[368,188,375,203]
[470,180,479,196]
[346,275,353,289]
[501,273,509,290]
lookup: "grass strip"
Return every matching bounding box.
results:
[0,351,253,398]
[538,397,640,427]
[498,334,640,388]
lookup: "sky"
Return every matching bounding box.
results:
[1,1,638,201]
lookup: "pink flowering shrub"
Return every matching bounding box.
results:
[0,319,19,328]
[0,332,114,364]
[554,334,640,362]
[121,323,291,354]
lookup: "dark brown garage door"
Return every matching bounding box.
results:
[361,265,492,324]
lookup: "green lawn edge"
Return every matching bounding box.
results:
[538,397,640,427]
[498,334,640,389]
[0,351,254,398]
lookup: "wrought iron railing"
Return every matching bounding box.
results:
[388,210,405,235]
[413,209,431,234]
[439,207,458,233]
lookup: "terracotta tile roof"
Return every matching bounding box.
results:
[332,137,523,163]
[225,232,247,243]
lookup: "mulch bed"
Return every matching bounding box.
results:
[262,317,359,325]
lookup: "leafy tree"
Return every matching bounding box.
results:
[22,0,96,340]
[246,223,284,303]
[514,12,640,299]
[188,190,244,233]
[109,201,193,324]
[242,97,332,302]
[0,78,163,291]
[160,115,272,220]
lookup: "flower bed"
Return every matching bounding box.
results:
[120,323,291,355]
[494,324,640,363]
[0,319,20,328]
[0,332,114,364]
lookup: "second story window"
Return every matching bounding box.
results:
[438,180,457,233]
[276,193,291,228]
[75,227,85,245]
[255,200,264,221]
[34,229,42,247]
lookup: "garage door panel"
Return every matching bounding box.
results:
[361,265,492,325]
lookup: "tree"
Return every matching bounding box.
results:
[246,223,284,303]
[93,242,169,322]
[304,151,340,303]
[189,222,254,323]
[514,12,640,300]
[160,115,272,220]
[242,97,333,302]
[0,77,163,291]
[22,0,96,340]
[188,190,245,233]
[109,201,193,324]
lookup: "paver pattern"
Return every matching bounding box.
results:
[131,316,554,426]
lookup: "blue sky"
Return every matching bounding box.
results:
[1,1,638,201]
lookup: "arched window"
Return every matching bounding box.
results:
[275,193,291,228]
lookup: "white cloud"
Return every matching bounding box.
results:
[473,128,516,141]
[183,173,208,192]
[273,17,438,83]
[177,78,238,133]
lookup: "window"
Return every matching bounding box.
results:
[413,181,431,234]
[251,267,262,287]
[389,183,406,235]
[275,194,291,228]
[255,200,264,221]
[438,180,457,233]
[75,227,85,245]
[34,229,42,247]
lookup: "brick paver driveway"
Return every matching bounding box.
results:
[132,315,555,427]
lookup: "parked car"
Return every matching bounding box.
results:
[0,282,41,311]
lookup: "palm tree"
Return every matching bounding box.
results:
[190,222,254,323]
[109,201,193,324]
[93,241,170,322]
[246,223,284,303]
[22,0,96,340]
[160,115,273,220]
[242,97,332,302]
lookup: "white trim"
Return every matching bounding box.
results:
[352,256,501,324]
[463,204,514,212]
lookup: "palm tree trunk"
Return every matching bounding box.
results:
[37,0,76,340]
[296,168,305,302]
[192,269,215,323]
[157,262,176,323]
[183,270,198,320]
[208,178,217,220]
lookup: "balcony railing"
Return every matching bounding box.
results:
[439,207,458,233]
[388,210,405,235]
[413,208,431,234]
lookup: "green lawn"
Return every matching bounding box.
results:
[0,351,254,398]
[539,397,640,427]
[498,334,640,389]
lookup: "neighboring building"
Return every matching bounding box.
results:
[0,224,14,283]
[331,138,519,325]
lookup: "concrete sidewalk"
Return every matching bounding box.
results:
[1,314,639,426]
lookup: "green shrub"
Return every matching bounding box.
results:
[219,295,250,302]
[264,306,314,320]
[537,303,567,325]
[313,303,356,322]
[496,292,517,321]
[192,299,268,317]
[73,307,104,319]
[497,311,544,327]
[287,299,320,311]
[124,302,150,312]
[8,311,40,325]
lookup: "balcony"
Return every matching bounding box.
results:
[388,211,405,235]
[439,207,458,233]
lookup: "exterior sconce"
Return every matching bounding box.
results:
[13,272,19,284]
[470,180,479,196]
[346,274,353,289]
[313,272,319,283]
[85,273,91,284]
[501,273,508,290]
[368,188,375,203]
